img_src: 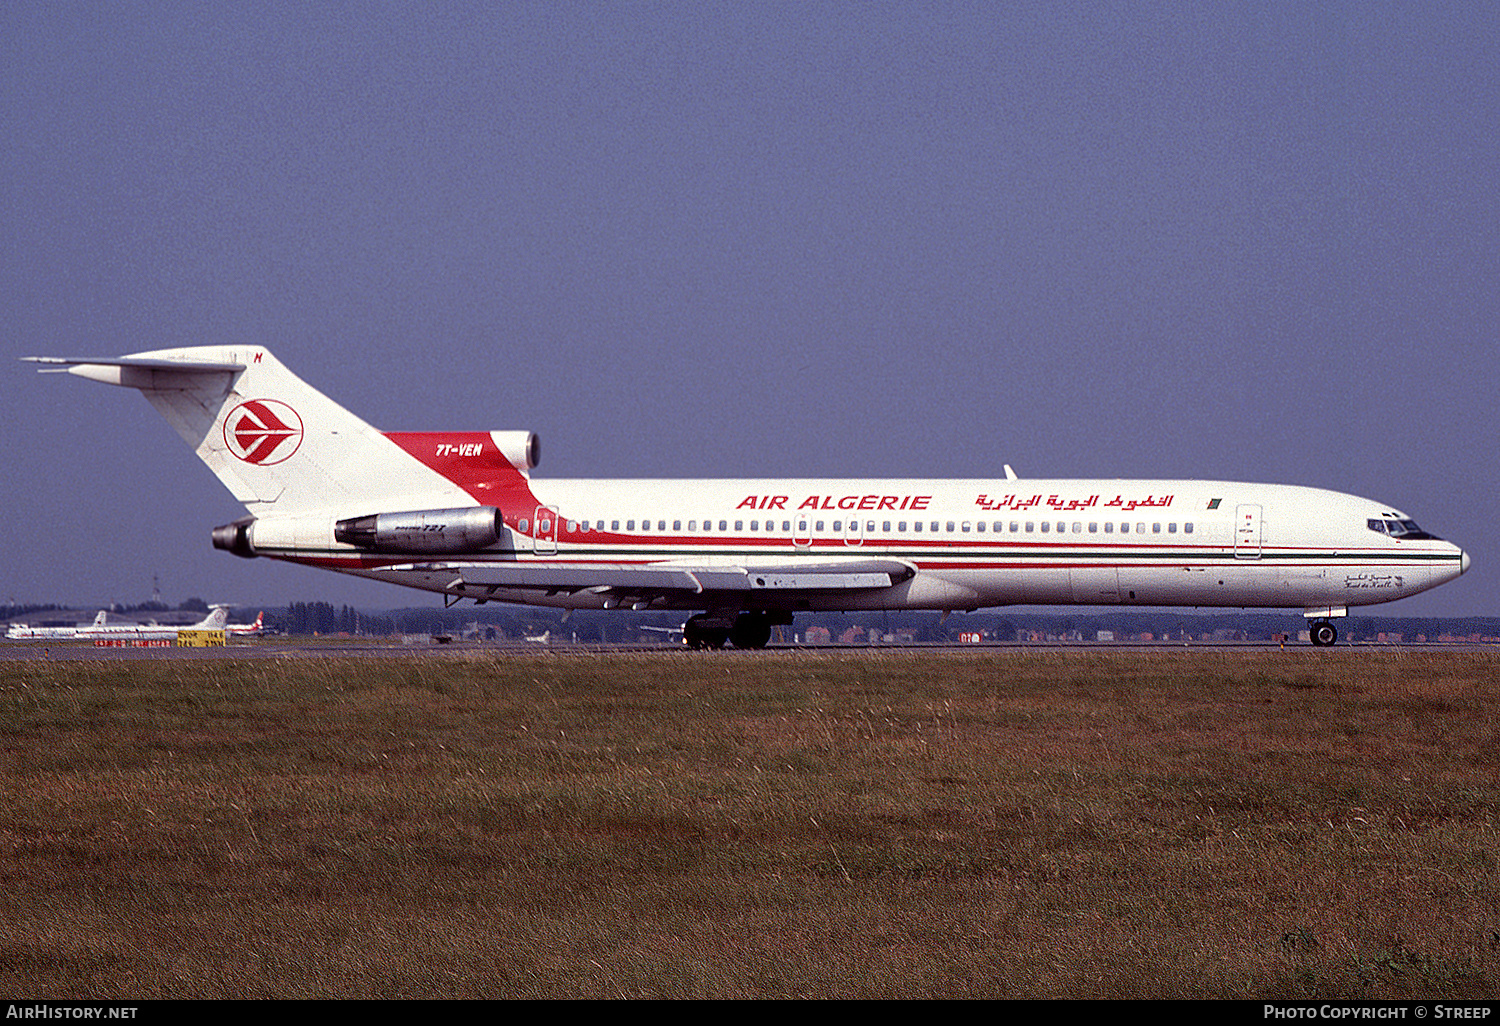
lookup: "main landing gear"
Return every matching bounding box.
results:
[684,612,775,650]
[1308,620,1338,647]
[683,614,728,650]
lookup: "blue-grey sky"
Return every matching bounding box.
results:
[4,2,1496,616]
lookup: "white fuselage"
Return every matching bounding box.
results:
[304,477,1466,615]
[6,622,179,641]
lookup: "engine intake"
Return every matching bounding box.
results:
[491,430,540,472]
[334,506,503,554]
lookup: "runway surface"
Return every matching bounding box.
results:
[2,638,1491,660]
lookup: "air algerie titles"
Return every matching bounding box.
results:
[737,494,933,511]
[734,492,1176,512]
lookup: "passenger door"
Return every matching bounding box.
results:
[1234,504,1262,559]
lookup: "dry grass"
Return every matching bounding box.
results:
[2,649,1499,998]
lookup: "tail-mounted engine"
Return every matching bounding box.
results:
[211,517,257,559]
[490,431,540,472]
[214,506,506,559]
[334,506,504,554]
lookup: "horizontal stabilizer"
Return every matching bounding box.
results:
[24,355,247,372]
[23,355,245,390]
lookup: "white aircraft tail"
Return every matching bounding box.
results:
[192,607,229,630]
[24,347,535,519]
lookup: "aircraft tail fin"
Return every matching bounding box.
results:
[194,606,229,630]
[24,347,524,517]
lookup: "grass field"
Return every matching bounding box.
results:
[3,649,1498,998]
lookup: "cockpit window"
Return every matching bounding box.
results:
[1369,517,1440,540]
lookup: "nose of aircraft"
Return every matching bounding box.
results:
[1461,549,1470,575]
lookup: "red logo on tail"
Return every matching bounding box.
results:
[224,400,304,465]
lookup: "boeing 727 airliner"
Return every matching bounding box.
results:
[26,347,1468,648]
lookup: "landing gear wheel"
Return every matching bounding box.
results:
[684,615,728,650]
[1309,620,1338,647]
[729,613,772,650]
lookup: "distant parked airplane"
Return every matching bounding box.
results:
[6,606,228,641]
[225,610,266,637]
[26,347,1469,648]
[5,610,111,641]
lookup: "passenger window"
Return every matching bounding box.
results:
[833,520,842,532]
[1168,523,1177,533]
[1041,522,1050,533]
[1009,521,1019,532]
[734,520,743,531]
[688,520,696,531]
[750,520,758,531]
[1073,522,1081,533]
[1137,523,1145,534]
[627,520,635,531]
[1025,522,1034,532]
[1104,522,1113,533]
[1089,522,1098,533]
[520,519,530,533]
[1153,523,1161,533]
[815,521,824,532]
[961,522,970,532]
[1185,523,1194,534]
[673,520,681,531]
[898,521,907,532]
[718,520,727,531]
[913,521,922,532]
[610,520,619,532]
[976,521,985,532]
[883,521,892,532]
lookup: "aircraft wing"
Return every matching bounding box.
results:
[371,558,915,605]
